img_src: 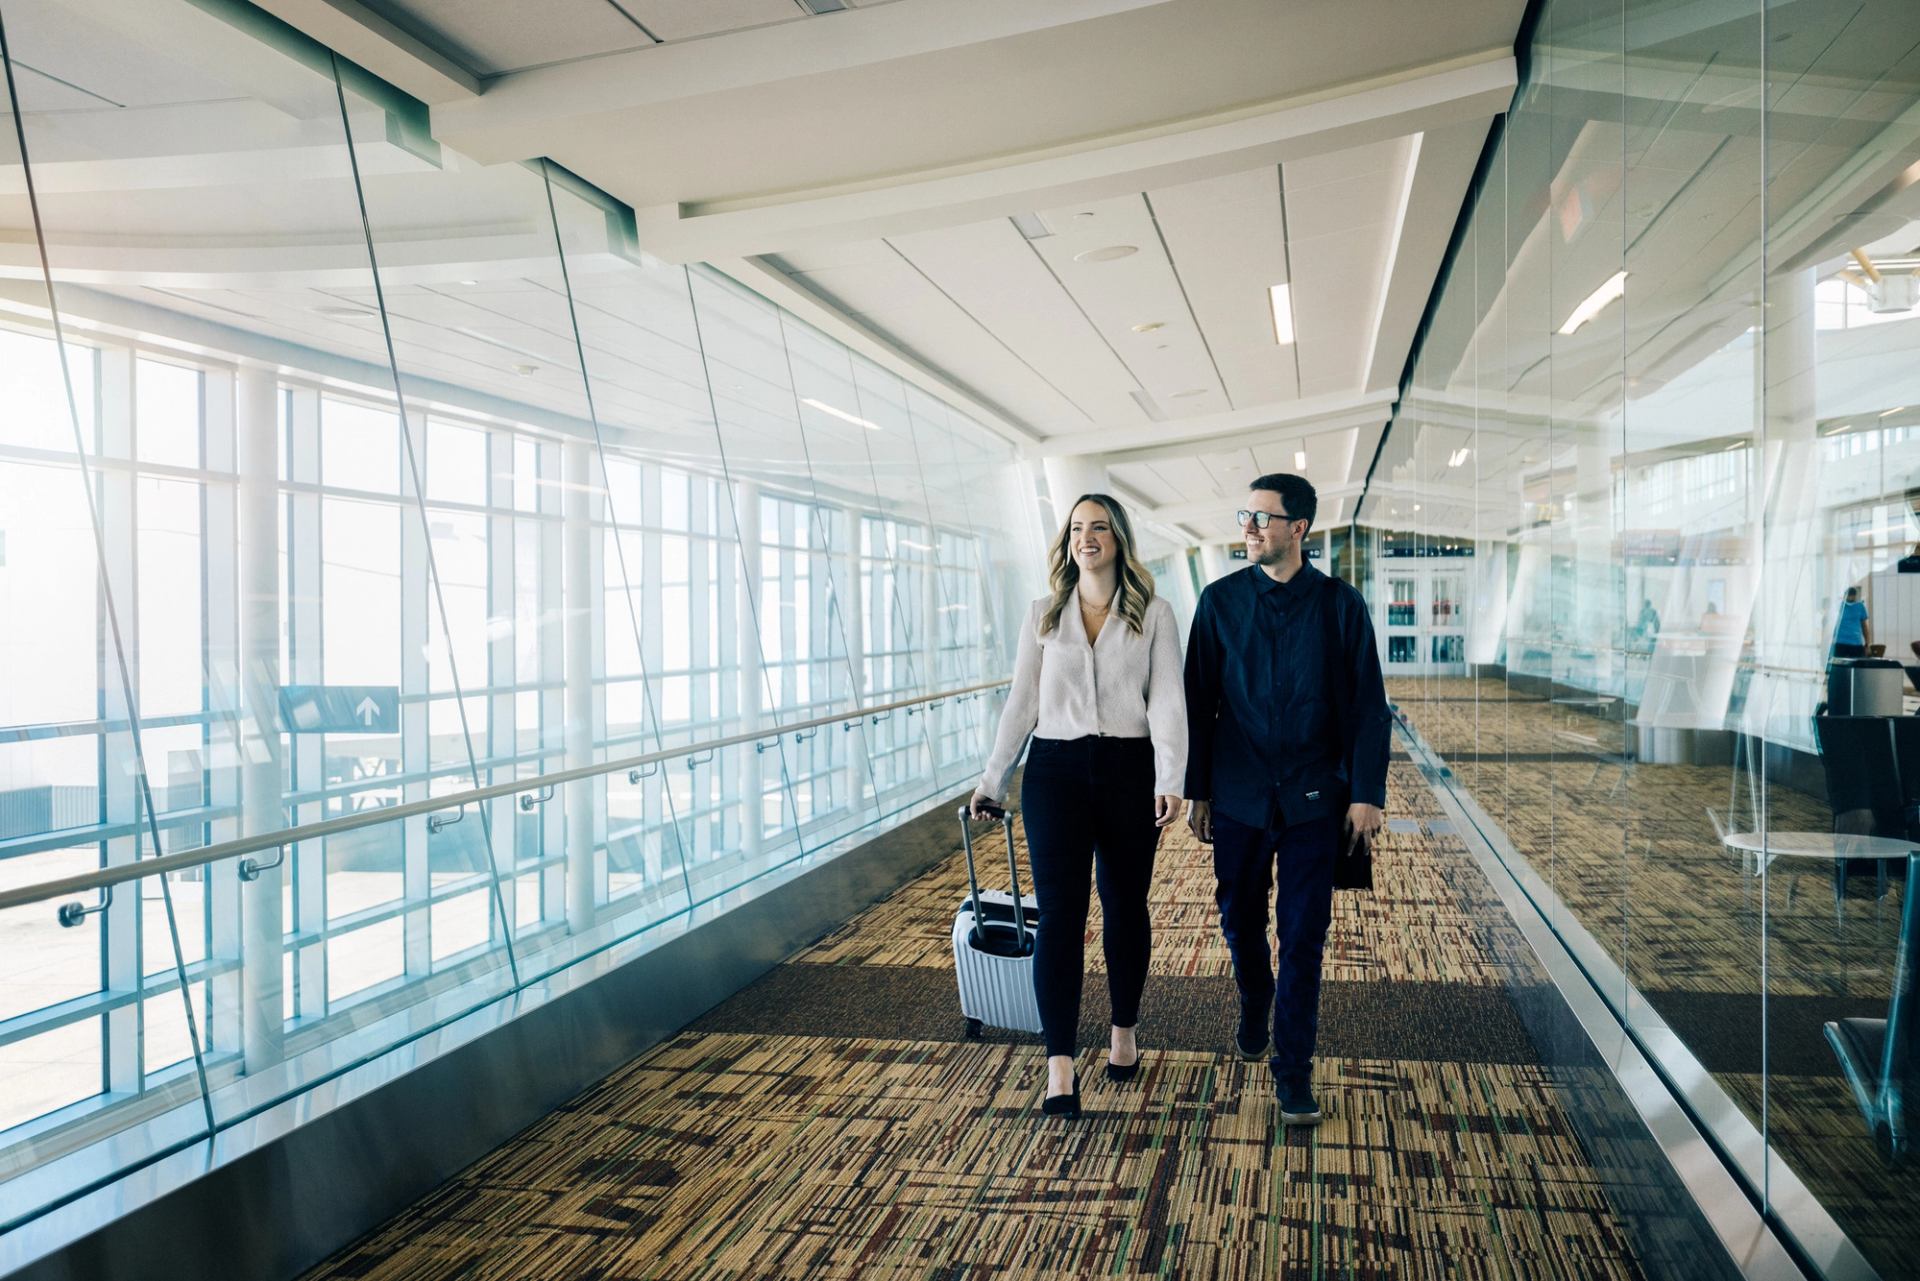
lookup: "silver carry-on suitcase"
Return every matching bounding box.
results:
[952,804,1043,1038]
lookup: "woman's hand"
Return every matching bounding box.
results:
[1154,795,1184,828]
[968,789,1003,822]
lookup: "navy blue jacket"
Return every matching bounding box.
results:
[1183,562,1391,829]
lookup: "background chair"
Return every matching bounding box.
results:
[1815,715,1905,905]
[1825,853,1919,1165]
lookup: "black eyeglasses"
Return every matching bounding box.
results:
[1236,509,1299,530]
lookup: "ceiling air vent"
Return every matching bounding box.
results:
[796,0,847,12]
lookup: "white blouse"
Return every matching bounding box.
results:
[979,592,1188,800]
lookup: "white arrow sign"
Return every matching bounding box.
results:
[355,696,381,727]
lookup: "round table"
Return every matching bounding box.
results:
[1720,832,1916,963]
[1720,832,1918,861]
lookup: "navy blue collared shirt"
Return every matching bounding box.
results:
[1183,562,1390,829]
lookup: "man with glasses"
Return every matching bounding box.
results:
[1184,473,1390,1125]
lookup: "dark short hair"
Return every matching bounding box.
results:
[1249,473,1317,531]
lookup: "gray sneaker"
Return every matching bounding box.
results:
[1277,1074,1321,1126]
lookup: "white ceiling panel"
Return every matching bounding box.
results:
[1147,168,1298,409]
[360,0,653,75]
[1028,194,1228,417]
[1107,461,1182,506]
[889,218,1149,428]
[622,0,807,42]
[783,257,1096,431]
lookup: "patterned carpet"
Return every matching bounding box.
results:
[301,755,1656,1281]
[1387,675,1919,1280]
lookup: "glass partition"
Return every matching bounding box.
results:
[1363,0,1920,1273]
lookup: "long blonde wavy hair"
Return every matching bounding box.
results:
[1039,494,1157,637]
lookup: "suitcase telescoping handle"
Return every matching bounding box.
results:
[957,804,1030,951]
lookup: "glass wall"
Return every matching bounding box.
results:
[1364,1,1920,1275]
[0,0,1036,1230]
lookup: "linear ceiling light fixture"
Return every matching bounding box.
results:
[1268,283,1295,345]
[1011,212,1053,241]
[1294,448,1308,470]
[1558,270,1628,335]
[1448,447,1471,468]
[801,397,879,431]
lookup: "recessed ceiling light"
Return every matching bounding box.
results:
[1268,283,1295,345]
[1172,388,1208,399]
[801,397,881,431]
[1294,449,1307,469]
[1010,212,1053,241]
[1131,321,1165,333]
[1074,245,1137,263]
[459,279,479,286]
[512,363,540,376]
[1448,447,1471,467]
[1559,270,1627,335]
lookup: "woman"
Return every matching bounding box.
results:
[971,494,1186,1119]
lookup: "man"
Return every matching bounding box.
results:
[1832,585,1870,659]
[1184,473,1391,1126]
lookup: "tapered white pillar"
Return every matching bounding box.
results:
[1042,456,1109,530]
[563,440,596,931]
[236,364,285,1072]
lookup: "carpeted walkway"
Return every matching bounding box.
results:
[1388,675,1919,1280]
[301,752,1656,1281]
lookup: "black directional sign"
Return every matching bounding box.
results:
[278,685,400,734]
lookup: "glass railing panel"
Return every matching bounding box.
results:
[0,861,212,1232]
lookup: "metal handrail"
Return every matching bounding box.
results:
[0,679,1010,913]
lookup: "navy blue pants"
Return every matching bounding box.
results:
[1211,809,1339,1079]
[1019,735,1160,1058]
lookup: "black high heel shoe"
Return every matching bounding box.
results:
[1042,1070,1080,1119]
[1105,1053,1140,1083]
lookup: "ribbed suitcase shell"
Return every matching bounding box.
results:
[952,890,1042,1034]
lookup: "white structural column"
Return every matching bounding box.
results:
[562,440,596,932]
[1042,455,1109,531]
[1745,265,1823,737]
[235,365,286,1071]
[735,481,765,858]
[1198,542,1233,586]
[840,520,871,808]
[1574,435,1615,689]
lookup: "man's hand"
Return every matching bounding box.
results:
[1187,799,1213,844]
[1344,802,1383,854]
[1154,795,1184,829]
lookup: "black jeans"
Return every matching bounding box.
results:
[1832,642,1866,660]
[1019,735,1160,1058]
[1211,809,1339,1080]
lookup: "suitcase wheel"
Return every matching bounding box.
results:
[965,1018,983,1040]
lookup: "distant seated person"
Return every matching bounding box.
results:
[1901,544,1920,573]
[1832,585,1869,660]
[1632,598,1660,649]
